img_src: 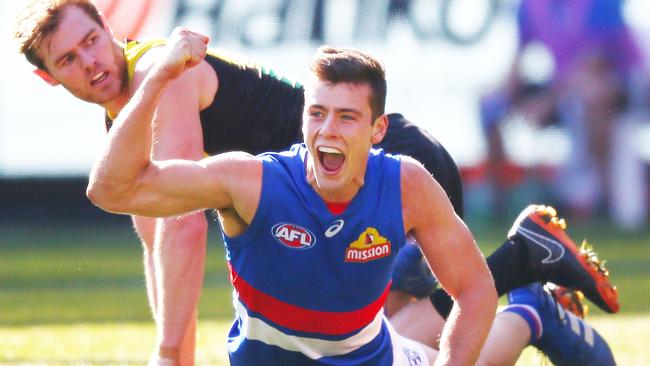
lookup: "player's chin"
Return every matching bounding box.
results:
[76,90,114,105]
[87,83,122,104]
[313,170,343,191]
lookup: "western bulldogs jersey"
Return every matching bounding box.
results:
[224,144,407,365]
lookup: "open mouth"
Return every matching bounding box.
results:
[318,146,345,173]
[90,71,108,87]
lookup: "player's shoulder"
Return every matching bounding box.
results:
[399,155,443,200]
[120,39,165,91]
[399,155,428,180]
[120,39,164,86]
[129,39,212,91]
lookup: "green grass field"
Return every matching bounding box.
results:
[1,218,649,365]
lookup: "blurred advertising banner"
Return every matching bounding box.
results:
[96,0,502,47]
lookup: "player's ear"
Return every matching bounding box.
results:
[371,114,388,144]
[33,68,59,86]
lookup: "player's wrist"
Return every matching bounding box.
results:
[145,66,176,89]
[159,346,180,359]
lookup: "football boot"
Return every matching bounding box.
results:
[507,204,619,313]
[508,284,616,366]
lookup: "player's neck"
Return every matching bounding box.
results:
[308,178,361,204]
[101,45,130,117]
[305,156,364,203]
[102,87,131,119]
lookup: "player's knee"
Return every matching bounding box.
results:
[385,289,415,317]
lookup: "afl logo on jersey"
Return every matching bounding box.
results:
[272,223,316,250]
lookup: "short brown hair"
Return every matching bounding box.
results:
[13,0,105,70]
[309,46,387,121]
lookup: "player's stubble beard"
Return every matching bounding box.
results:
[73,41,128,106]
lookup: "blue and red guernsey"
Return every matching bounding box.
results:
[224,144,406,365]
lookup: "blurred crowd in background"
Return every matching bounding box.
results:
[476,0,650,229]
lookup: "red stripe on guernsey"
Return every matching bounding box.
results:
[229,263,390,335]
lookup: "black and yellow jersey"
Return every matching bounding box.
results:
[105,39,304,156]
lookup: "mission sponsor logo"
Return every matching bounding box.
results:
[272,223,316,250]
[345,227,391,263]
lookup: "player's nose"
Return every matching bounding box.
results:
[319,114,339,138]
[78,50,96,71]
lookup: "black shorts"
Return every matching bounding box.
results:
[375,113,464,218]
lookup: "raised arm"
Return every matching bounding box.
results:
[400,157,497,366]
[87,28,262,365]
[86,28,260,221]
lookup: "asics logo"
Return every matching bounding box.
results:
[325,219,344,238]
[517,226,565,263]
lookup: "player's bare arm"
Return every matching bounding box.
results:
[90,150,261,216]
[400,156,497,365]
[90,26,209,179]
[92,27,222,365]
[87,28,261,223]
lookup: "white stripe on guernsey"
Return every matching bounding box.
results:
[234,299,385,359]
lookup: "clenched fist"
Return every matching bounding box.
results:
[152,27,209,82]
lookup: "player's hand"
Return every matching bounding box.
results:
[147,356,178,366]
[153,27,209,82]
[147,346,180,366]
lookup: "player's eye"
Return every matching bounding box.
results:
[60,54,75,66]
[310,110,324,118]
[85,35,96,46]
